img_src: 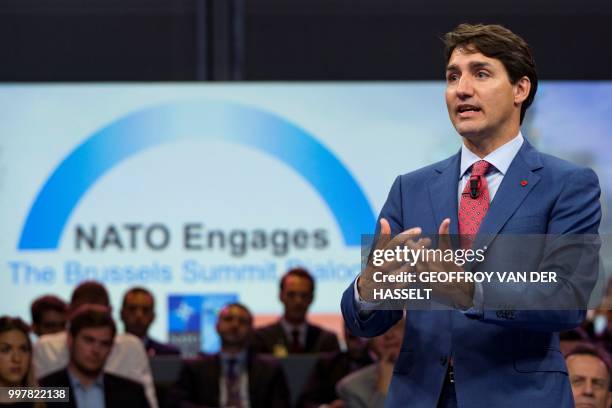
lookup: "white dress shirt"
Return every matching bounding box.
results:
[219,350,250,408]
[280,318,308,348]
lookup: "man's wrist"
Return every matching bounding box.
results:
[356,275,371,302]
[453,281,475,310]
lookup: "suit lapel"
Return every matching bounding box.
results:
[429,152,461,239]
[247,353,259,405]
[473,140,542,251]
[305,324,320,351]
[273,322,290,348]
[61,370,78,408]
[210,355,222,406]
[103,374,114,408]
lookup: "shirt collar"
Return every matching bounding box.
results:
[67,367,104,390]
[280,318,307,335]
[219,350,248,366]
[459,132,524,178]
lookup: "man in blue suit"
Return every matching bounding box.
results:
[341,23,601,407]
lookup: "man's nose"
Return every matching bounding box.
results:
[91,343,104,356]
[456,76,474,98]
[582,381,595,396]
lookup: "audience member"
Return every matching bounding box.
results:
[40,305,150,407]
[566,343,612,408]
[336,318,405,408]
[171,302,290,408]
[560,328,589,356]
[584,304,612,355]
[33,280,158,408]
[121,287,180,356]
[298,325,373,408]
[252,268,340,355]
[0,316,41,407]
[30,295,67,337]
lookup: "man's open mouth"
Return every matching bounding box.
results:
[457,104,481,114]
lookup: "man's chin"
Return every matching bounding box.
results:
[75,362,104,377]
[456,127,485,140]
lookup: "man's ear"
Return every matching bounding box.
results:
[66,333,74,350]
[514,76,531,106]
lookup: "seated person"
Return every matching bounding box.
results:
[33,280,157,408]
[40,305,150,408]
[30,295,68,338]
[171,302,290,408]
[336,318,405,408]
[566,343,612,408]
[584,306,612,355]
[559,328,589,356]
[120,287,180,356]
[252,268,340,355]
[0,316,38,406]
[298,325,373,408]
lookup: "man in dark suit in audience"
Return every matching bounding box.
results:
[40,304,150,408]
[121,286,181,356]
[171,303,290,408]
[30,294,68,337]
[565,343,612,408]
[298,325,374,408]
[252,267,340,356]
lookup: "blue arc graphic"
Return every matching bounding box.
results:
[18,100,376,250]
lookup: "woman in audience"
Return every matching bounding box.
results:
[0,316,40,407]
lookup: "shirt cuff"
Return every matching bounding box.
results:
[353,276,383,317]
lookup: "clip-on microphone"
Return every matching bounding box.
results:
[469,177,480,199]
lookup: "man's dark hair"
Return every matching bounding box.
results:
[279,267,315,294]
[68,304,116,338]
[566,342,612,389]
[442,23,538,124]
[219,302,253,325]
[30,295,67,325]
[70,281,110,311]
[560,328,588,341]
[121,286,155,309]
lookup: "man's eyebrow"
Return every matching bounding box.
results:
[445,61,493,71]
[469,61,493,70]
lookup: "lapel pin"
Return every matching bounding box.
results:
[520,180,528,187]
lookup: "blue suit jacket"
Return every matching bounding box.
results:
[341,140,601,408]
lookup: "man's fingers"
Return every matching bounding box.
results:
[380,218,391,235]
[438,218,452,251]
[374,218,392,251]
[438,218,450,235]
[370,227,424,272]
[387,226,423,249]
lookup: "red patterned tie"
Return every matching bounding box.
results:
[458,160,491,248]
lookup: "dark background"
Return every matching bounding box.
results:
[1,0,611,81]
